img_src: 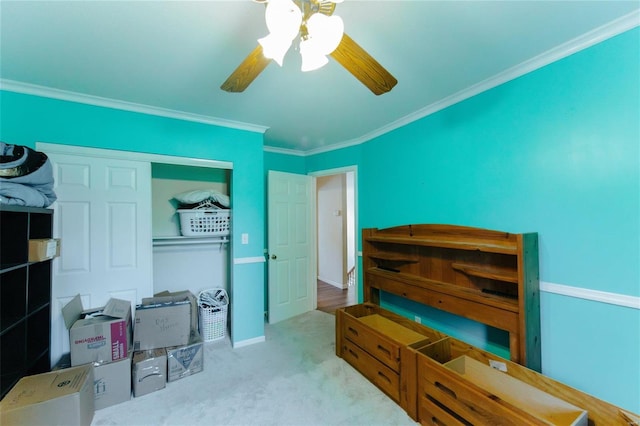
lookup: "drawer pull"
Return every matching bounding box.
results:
[377,344,391,356]
[347,327,359,336]
[377,371,392,384]
[348,348,359,359]
[435,381,457,400]
[429,417,444,426]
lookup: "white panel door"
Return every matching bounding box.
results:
[267,171,315,324]
[46,151,152,366]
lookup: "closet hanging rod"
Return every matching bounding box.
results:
[152,237,229,247]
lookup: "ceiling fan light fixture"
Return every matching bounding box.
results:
[222,0,397,94]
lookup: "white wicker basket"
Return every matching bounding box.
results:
[198,289,229,342]
[178,209,230,237]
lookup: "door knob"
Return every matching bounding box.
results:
[271,254,277,260]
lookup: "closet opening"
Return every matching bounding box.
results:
[151,163,231,298]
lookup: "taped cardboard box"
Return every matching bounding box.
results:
[133,300,191,351]
[0,364,94,426]
[167,331,204,382]
[145,290,198,338]
[28,238,61,262]
[132,348,167,397]
[62,295,132,367]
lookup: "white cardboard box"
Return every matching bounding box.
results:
[167,332,204,382]
[132,348,167,397]
[0,364,94,426]
[62,295,132,366]
[133,300,191,351]
[93,353,132,410]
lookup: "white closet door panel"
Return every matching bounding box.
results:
[107,202,138,268]
[46,151,152,367]
[57,202,90,273]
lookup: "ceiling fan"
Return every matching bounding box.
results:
[220,0,397,95]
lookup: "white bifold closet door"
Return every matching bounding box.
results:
[45,150,153,366]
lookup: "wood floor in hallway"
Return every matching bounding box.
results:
[316,280,356,314]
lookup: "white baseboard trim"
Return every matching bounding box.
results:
[232,335,266,348]
[541,281,640,310]
[318,276,346,289]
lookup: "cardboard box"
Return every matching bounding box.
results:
[0,364,94,426]
[167,332,204,382]
[62,295,132,366]
[133,300,191,351]
[144,290,198,338]
[132,348,167,397]
[53,353,132,410]
[28,238,61,262]
[93,353,132,410]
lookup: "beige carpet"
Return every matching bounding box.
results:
[92,310,417,426]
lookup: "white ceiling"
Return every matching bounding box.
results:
[1,1,638,154]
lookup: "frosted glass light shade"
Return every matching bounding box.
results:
[258,35,292,66]
[259,0,302,66]
[306,13,344,55]
[300,40,329,71]
[300,13,344,72]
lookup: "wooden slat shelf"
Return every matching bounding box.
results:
[451,262,518,284]
[368,254,419,263]
[367,267,519,313]
[367,235,518,255]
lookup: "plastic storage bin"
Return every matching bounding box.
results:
[178,209,230,237]
[198,289,229,342]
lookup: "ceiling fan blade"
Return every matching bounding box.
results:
[221,45,272,92]
[330,33,397,95]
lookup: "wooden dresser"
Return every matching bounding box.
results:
[336,303,446,419]
[336,224,639,425]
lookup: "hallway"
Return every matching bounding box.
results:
[316,280,356,314]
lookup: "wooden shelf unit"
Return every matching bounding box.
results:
[336,224,639,425]
[362,224,540,370]
[0,205,54,399]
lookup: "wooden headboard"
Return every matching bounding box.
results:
[361,224,540,371]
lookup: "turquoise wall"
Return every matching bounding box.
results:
[0,91,267,345]
[279,28,639,412]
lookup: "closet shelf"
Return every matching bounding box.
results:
[153,236,229,247]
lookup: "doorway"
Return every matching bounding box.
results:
[312,167,357,313]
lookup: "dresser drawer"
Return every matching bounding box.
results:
[421,355,587,426]
[342,338,400,402]
[423,359,537,425]
[419,394,470,426]
[342,314,401,371]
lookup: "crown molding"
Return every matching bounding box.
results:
[0,79,269,134]
[285,10,640,157]
[263,145,307,156]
